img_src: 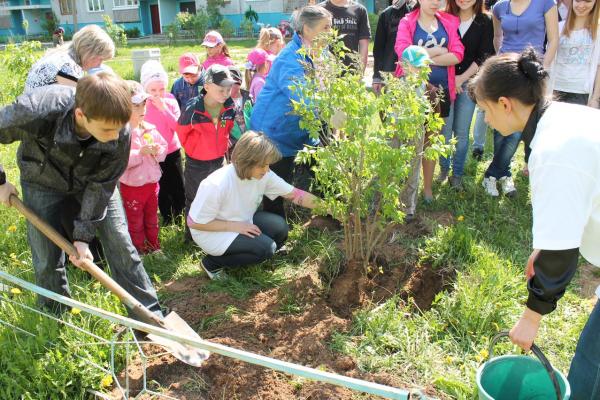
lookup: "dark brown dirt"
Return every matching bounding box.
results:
[111,212,454,400]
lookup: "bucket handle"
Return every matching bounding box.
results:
[488,331,562,400]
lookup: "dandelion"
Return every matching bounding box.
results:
[476,348,489,362]
[100,374,113,387]
[457,215,464,222]
[444,355,454,364]
[143,133,154,144]
[10,288,22,295]
[9,253,17,260]
[70,307,81,315]
[7,225,17,233]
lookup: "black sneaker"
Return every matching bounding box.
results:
[449,176,463,190]
[472,148,483,161]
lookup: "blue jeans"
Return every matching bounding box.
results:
[203,211,289,271]
[22,182,162,318]
[440,84,476,177]
[484,130,521,179]
[568,300,600,399]
[472,107,488,151]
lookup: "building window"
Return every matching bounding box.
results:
[59,0,72,15]
[87,0,104,12]
[113,0,138,9]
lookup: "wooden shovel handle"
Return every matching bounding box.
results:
[9,194,165,328]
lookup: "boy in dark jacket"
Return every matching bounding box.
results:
[0,73,163,318]
[177,64,236,239]
[372,0,412,94]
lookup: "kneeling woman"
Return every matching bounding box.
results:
[187,131,320,278]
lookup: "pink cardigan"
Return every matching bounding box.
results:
[120,122,168,187]
[394,9,464,101]
[202,54,234,69]
[143,93,181,154]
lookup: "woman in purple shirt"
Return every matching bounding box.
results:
[480,0,558,198]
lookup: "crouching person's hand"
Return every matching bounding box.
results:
[69,241,94,269]
[231,221,262,238]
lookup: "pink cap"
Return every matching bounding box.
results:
[202,31,224,48]
[245,48,275,70]
[179,52,200,75]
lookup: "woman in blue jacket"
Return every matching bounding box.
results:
[250,5,332,218]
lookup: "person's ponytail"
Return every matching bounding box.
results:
[517,48,548,83]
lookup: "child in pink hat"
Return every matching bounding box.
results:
[245,48,274,102]
[202,30,234,69]
[120,81,168,253]
[171,52,204,110]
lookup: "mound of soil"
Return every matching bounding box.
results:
[112,213,454,400]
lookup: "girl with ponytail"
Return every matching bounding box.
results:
[469,48,600,400]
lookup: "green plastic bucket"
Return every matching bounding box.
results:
[476,332,570,400]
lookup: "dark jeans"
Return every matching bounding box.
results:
[21,182,163,318]
[568,300,600,399]
[203,211,289,271]
[184,156,224,238]
[158,150,186,225]
[484,130,521,179]
[262,156,295,219]
[554,90,588,106]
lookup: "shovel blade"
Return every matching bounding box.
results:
[146,312,210,367]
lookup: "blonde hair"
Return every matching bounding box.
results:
[70,25,115,65]
[562,0,600,41]
[232,131,282,179]
[257,27,283,51]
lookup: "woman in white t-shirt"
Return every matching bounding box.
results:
[549,0,600,107]
[470,48,600,399]
[187,131,321,279]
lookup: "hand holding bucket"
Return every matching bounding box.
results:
[476,331,570,400]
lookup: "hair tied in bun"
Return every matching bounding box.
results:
[517,48,548,83]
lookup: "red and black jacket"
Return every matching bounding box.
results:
[176,90,235,161]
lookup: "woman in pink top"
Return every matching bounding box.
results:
[394,0,464,202]
[140,60,186,225]
[202,30,234,69]
[121,81,168,253]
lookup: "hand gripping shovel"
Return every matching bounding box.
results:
[9,194,209,367]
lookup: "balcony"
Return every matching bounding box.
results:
[2,0,51,10]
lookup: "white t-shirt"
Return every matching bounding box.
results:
[188,164,294,256]
[554,28,594,94]
[529,102,600,294]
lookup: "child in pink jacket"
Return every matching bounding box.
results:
[140,59,186,225]
[121,81,168,253]
[394,0,464,202]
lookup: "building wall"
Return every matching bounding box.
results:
[22,8,50,34]
[159,0,177,30]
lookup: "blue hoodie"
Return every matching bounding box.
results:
[250,33,319,157]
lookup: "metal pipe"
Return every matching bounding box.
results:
[0,270,416,399]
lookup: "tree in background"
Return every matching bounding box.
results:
[0,41,42,104]
[102,15,127,52]
[207,0,224,28]
[41,12,60,37]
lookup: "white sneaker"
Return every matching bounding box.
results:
[482,177,499,197]
[499,176,517,197]
[200,261,223,280]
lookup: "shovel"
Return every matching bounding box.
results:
[9,194,209,367]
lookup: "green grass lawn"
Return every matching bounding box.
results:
[0,41,594,399]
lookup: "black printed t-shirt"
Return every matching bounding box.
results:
[319,0,371,64]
